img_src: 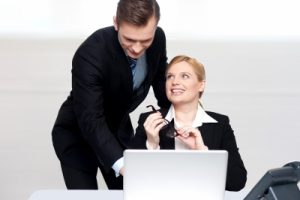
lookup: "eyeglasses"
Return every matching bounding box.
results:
[146,105,179,138]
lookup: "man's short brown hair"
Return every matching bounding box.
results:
[116,0,160,26]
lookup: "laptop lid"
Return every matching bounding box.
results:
[124,150,228,200]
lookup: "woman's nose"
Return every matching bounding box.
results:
[171,76,180,85]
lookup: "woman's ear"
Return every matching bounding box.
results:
[199,80,206,92]
[113,16,118,31]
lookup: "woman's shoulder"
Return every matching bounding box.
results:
[205,111,230,123]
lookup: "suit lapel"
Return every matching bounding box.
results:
[145,51,154,83]
[110,31,134,99]
[159,119,175,149]
[199,123,216,148]
[160,131,175,149]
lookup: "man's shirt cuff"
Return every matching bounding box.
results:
[112,157,124,177]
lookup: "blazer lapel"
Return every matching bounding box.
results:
[199,123,216,148]
[159,119,175,149]
[145,52,154,83]
[160,131,175,149]
[109,29,134,96]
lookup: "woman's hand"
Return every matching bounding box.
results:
[143,112,166,149]
[176,126,208,150]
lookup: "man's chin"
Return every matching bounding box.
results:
[128,52,144,59]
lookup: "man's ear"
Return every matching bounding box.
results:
[113,16,118,31]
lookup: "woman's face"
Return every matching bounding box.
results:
[166,61,205,105]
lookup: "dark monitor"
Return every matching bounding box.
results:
[244,161,300,200]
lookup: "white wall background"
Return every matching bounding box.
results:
[1,0,300,39]
[1,0,300,199]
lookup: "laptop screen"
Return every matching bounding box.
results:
[124,150,228,200]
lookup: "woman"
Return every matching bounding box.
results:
[131,55,247,191]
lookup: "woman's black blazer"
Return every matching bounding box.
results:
[132,109,247,191]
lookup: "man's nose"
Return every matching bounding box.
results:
[132,42,143,54]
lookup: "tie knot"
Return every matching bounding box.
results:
[128,57,137,67]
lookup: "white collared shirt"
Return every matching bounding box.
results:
[160,102,218,149]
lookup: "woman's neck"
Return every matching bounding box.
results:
[173,103,198,126]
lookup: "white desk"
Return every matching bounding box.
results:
[29,189,249,200]
[29,190,122,200]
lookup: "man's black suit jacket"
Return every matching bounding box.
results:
[52,26,170,172]
[131,109,247,191]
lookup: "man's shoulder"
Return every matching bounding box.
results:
[154,26,165,38]
[75,26,117,54]
[147,26,166,54]
[92,26,115,35]
[156,26,164,32]
[84,26,115,42]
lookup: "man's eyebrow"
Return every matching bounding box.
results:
[124,36,152,43]
[124,36,135,41]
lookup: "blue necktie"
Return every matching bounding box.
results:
[128,57,137,89]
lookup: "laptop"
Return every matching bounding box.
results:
[124,150,228,200]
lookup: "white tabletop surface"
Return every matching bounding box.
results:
[29,189,249,200]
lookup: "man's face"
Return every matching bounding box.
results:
[114,16,157,59]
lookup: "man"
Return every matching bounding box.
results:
[52,0,170,190]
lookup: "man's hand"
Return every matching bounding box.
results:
[119,167,125,176]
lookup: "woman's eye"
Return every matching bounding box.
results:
[182,74,189,79]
